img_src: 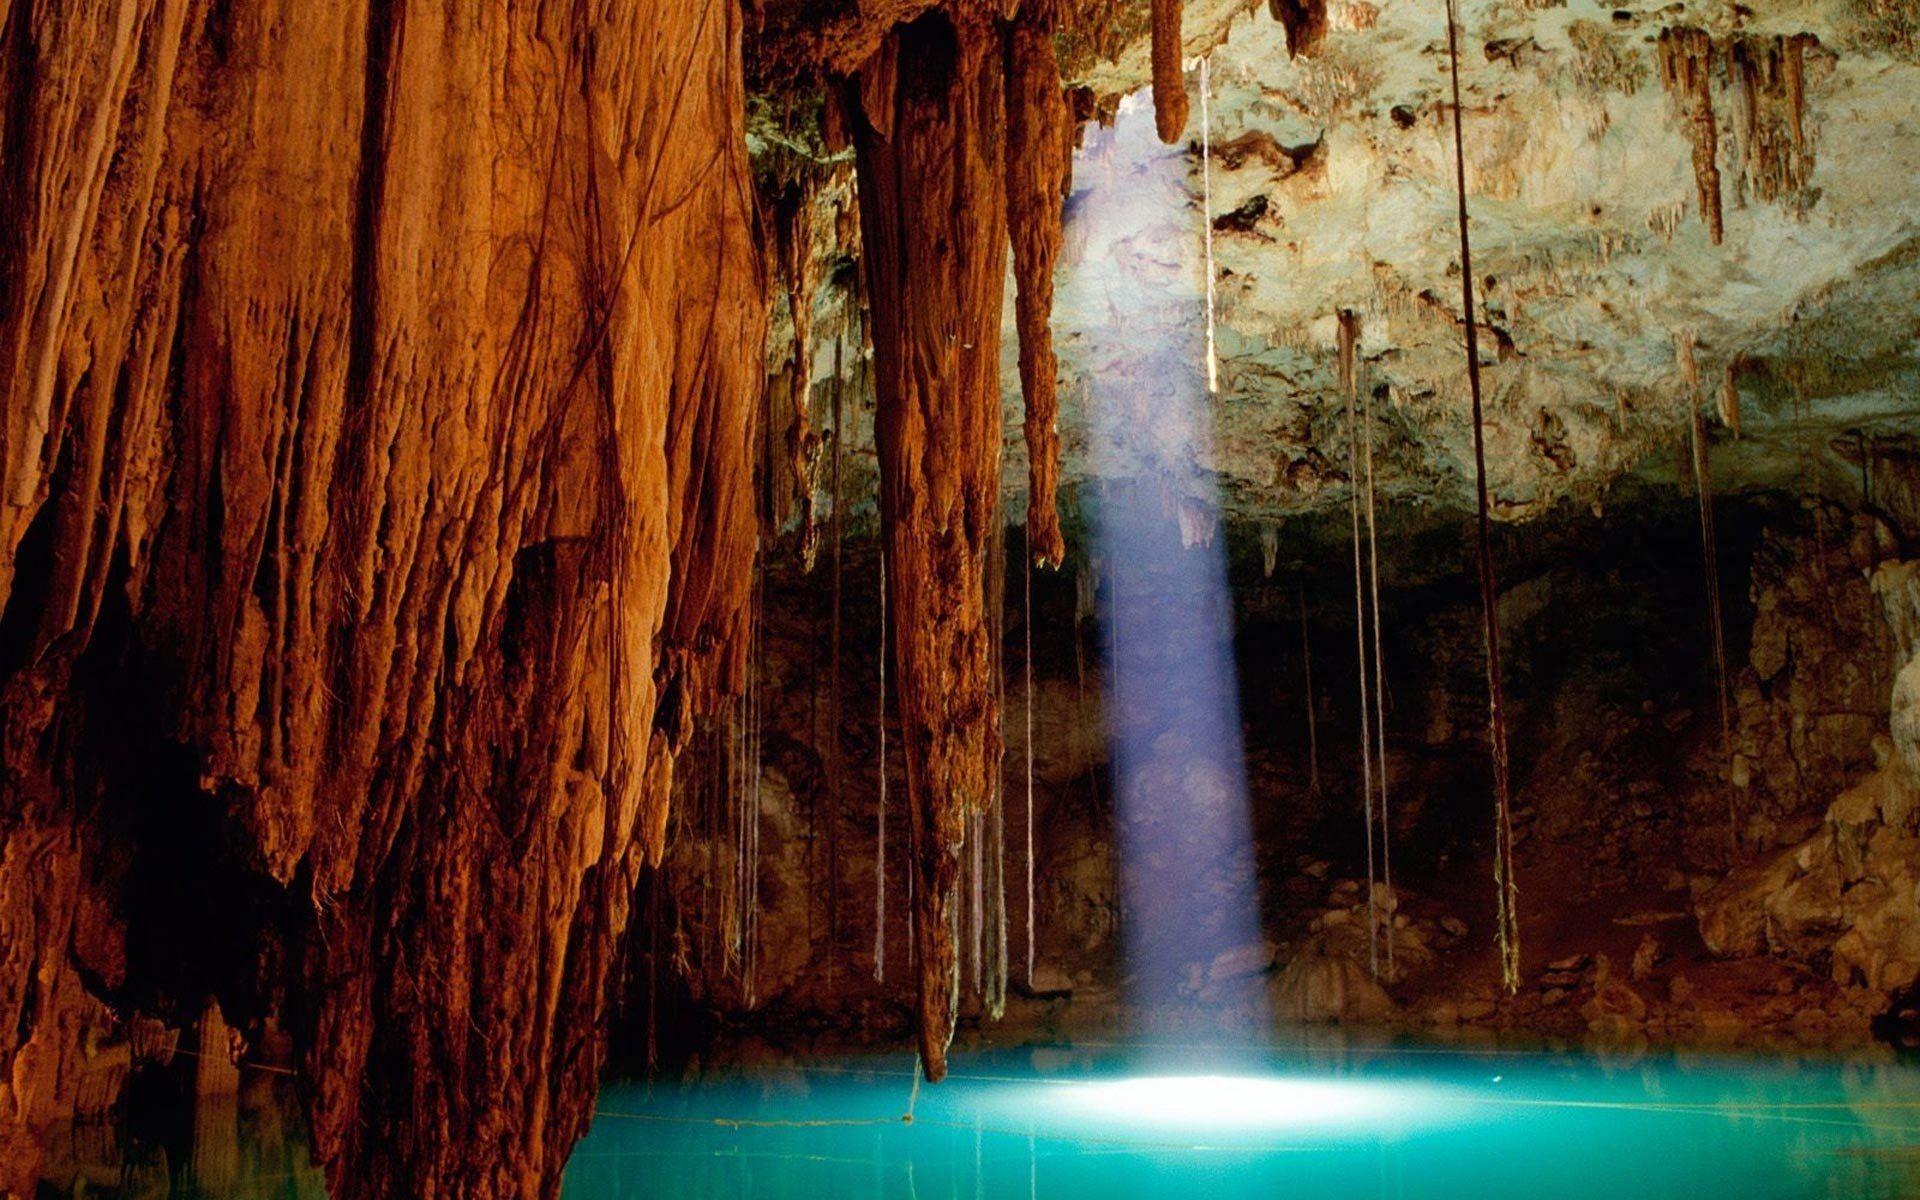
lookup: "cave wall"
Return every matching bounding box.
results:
[646,480,1919,1046]
[0,2,762,1196]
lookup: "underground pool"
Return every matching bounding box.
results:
[559,1041,1920,1200]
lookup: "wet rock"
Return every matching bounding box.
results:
[1269,950,1394,1024]
[1208,941,1278,984]
[1631,934,1662,982]
[1583,956,1648,1034]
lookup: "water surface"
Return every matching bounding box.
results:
[565,1040,1920,1199]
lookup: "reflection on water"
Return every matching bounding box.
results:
[40,1038,1920,1198]
[35,1058,322,1199]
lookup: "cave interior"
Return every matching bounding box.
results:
[4,0,1920,1196]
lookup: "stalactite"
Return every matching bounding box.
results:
[1340,310,1380,982]
[1678,332,1736,851]
[1004,11,1071,568]
[1152,0,1190,143]
[774,184,828,560]
[1271,0,1331,58]
[1730,34,1818,207]
[1446,0,1522,992]
[1658,27,1725,245]
[1718,360,1743,439]
[850,11,1009,1081]
[1361,378,1395,976]
[1201,55,1220,395]
[0,0,766,1188]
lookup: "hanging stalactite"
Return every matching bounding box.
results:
[774,184,829,562]
[1658,27,1725,245]
[1445,0,1523,993]
[1152,0,1189,143]
[1004,9,1073,569]
[1730,33,1819,209]
[849,10,1011,1080]
[1271,0,1331,57]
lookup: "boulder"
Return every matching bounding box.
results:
[1269,951,1394,1024]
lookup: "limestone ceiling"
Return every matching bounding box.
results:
[1000,0,1920,524]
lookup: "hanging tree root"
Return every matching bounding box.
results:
[1362,364,1395,976]
[1445,0,1522,993]
[1340,309,1380,983]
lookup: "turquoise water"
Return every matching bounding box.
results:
[564,1042,1920,1199]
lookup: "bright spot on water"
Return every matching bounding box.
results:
[1044,1074,1405,1131]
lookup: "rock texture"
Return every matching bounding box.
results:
[0,3,763,1196]
[1698,553,1920,996]
[1013,0,1920,525]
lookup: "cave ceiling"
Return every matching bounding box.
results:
[764,0,1920,529]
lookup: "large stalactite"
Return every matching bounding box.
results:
[4,0,1080,1180]
[1659,26,1726,245]
[851,9,1011,1082]
[844,0,1074,1080]
[0,2,763,1197]
[1004,9,1073,569]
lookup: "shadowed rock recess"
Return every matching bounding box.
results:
[3,0,1920,1196]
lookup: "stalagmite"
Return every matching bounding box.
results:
[850,11,1010,1081]
[1004,12,1072,568]
[1445,0,1523,992]
[1340,310,1380,981]
[1658,27,1725,245]
[1152,0,1190,143]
